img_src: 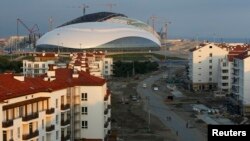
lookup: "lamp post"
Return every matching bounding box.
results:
[57,33,60,54]
[80,43,82,52]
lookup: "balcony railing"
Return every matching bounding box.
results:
[104,108,109,115]
[61,119,70,126]
[2,120,13,128]
[108,105,111,109]
[46,108,55,115]
[22,113,38,122]
[61,104,70,111]
[61,134,70,141]
[22,130,39,140]
[104,121,109,128]
[46,124,55,132]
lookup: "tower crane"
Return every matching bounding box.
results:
[79,4,89,16]
[150,16,158,32]
[17,18,39,48]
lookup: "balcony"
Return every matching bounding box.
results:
[46,124,55,132]
[22,113,38,122]
[22,130,39,140]
[61,104,70,111]
[61,119,70,126]
[46,108,55,115]
[104,108,109,115]
[61,134,70,141]
[108,105,111,109]
[2,120,13,128]
[104,90,111,101]
[104,121,109,128]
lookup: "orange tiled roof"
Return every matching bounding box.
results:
[0,68,106,101]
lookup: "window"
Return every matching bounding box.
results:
[105,71,108,74]
[42,119,44,129]
[222,76,228,80]
[34,64,39,68]
[209,60,212,63]
[42,64,45,68]
[222,70,228,73]
[209,72,212,75]
[56,131,59,139]
[105,66,108,69]
[82,107,88,115]
[209,78,212,81]
[209,53,212,57]
[223,63,227,67]
[56,115,58,124]
[198,68,201,69]
[81,93,87,101]
[82,121,88,128]
[18,127,20,138]
[56,99,58,108]
[222,83,228,86]
[198,61,202,63]
[209,66,212,69]
[105,61,108,64]
[209,46,212,48]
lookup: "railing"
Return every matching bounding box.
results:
[104,121,109,128]
[2,120,13,128]
[61,134,70,141]
[104,108,109,115]
[46,124,55,132]
[22,113,38,122]
[22,130,39,140]
[61,104,70,111]
[46,108,55,115]
[107,117,111,122]
[61,119,70,126]
[108,105,111,109]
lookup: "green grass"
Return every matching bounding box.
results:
[107,53,184,61]
[0,54,20,60]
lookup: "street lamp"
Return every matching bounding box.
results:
[79,43,82,52]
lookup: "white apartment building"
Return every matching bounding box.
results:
[70,52,113,78]
[23,53,58,77]
[188,43,228,91]
[231,51,250,116]
[0,67,111,141]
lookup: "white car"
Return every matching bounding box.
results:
[143,83,147,88]
[153,87,159,91]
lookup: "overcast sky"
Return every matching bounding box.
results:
[1,0,250,39]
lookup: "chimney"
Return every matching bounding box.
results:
[47,64,55,78]
[42,52,45,56]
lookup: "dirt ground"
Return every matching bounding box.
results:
[109,76,178,141]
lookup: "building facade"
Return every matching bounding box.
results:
[0,67,111,141]
[231,51,250,116]
[188,43,228,91]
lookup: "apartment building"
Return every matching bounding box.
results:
[69,52,113,78]
[23,53,58,77]
[188,43,228,91]
[231,50,250,116]
[0,67,111,141]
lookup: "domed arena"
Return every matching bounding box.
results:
[36,12,161,52]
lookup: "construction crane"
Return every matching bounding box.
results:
[150,16,158,31]
[17,18,39,48]
[79,4,89,16]
[48,16,53,31]
[160,21,171,40]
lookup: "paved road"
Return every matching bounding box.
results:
[136,74,206,141]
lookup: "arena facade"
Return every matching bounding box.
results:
[36,12,161,52]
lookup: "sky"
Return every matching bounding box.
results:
[1,0,250,39]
